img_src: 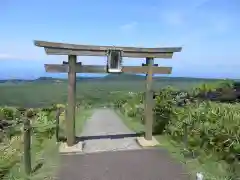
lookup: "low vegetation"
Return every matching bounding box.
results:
[113,81,240,180]
[0,105,65,179]
[0,75,230,107]
[0,75,239,179]
[0,103,93,179]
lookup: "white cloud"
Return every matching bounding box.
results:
[0,53,16,60]
[210,17,232,34]
[160,11,185,26]
[157,0,210,27]
[120,22,138,33]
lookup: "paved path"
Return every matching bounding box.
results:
[79,108,141,153]
[56,109,190,180]
[57,149,191,180]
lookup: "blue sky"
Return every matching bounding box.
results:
[0,0,240,79]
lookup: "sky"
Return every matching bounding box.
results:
[0,0,240,79]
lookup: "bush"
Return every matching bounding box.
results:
[153,87,176,134]
[0,106,58,178]
[167,101,240,163]
[0,107,18,120]
[114,82,240,176]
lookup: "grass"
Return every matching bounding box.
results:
[0,79,205,108]
[75,108,93,136]
[0,79,236,179]
[3,108,93,180]
[116,110,231,180]
[58,107,93,139]
[155,136,231,180]
[115,109,144,133]
[4,136,60,180]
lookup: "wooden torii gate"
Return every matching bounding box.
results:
[34,40,182,146]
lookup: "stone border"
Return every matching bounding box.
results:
[59,141,83,155]
[136,136,159,147]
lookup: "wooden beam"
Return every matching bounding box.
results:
[34,40,182,53]
[145,57,154,141]
[66,55,76,146]
[44,48,174,58]
[44,64,172,74]
[44,64,106,73]
[122,66,172,74]
[45,64,69,73]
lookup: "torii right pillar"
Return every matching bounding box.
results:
[137,57,159,147]
[145,57,154,141]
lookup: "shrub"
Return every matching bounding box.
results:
[115,82,240,175]
[0,106,57,178]
[153,87,176,134]
[167,101,240,163]
[0,107,16,120]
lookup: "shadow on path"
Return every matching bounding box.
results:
[75,131,161,142]
[76,132,144,142]
[58,132,161,144]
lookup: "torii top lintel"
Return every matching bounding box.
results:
[34,40,182,58]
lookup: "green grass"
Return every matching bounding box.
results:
[4,136,60,180]
[3,108,93,180]
[116,110,231,180]
[75,108,93,136]
[0,78,236,179]
[0,79,205,107]
[155,136,231,180]
[115,109,144,133]
[59,108,93,138]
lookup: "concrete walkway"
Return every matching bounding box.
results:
[79,108,141,153]
[58,149,191,180]
[56,109,191,180]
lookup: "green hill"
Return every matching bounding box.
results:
[0,74,236,84]
[102,73,145,81]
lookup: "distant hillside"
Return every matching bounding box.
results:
[0,74,237,84]
[0,79,34,84]
[101,74,227,82]
[102,74,145,81]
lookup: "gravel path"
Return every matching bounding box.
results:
[79,108,141,153]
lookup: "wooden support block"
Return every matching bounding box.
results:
[59,142,83,154]
[136,136,159,147]
[63,61,82,65]
[142,63,158,67]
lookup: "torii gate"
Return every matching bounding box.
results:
[34,40,182,147]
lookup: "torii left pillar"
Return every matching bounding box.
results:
[66,55,76,146]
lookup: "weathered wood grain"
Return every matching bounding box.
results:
[44,64,172,74]
[34,40,182,53]
[44,48,174,58]
[145,58,154,140]
[44,64,107,73]
[122,66,172,74]
[66,55,76,146]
